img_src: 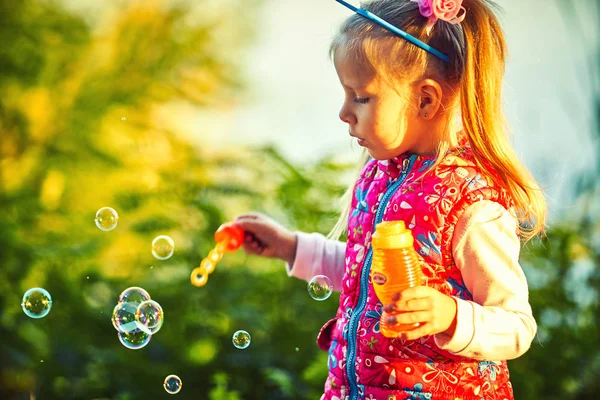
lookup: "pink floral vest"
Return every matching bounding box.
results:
[318,144,515,400]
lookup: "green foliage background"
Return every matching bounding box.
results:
[1,0,599,399]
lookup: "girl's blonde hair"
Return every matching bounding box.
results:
[328,0,546,242]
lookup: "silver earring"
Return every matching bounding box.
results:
[424,113,428,118]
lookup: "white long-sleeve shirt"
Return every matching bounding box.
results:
[286,200,537,361]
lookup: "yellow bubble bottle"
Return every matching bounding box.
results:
[371,220,423,337]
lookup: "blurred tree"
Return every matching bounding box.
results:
[0,0,336,398]
[0,0,354,397]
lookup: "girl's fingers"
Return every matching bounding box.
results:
[392,286,433,302]
[242,242,262,255]
[241,236,267,255]
[385,311,430,326]
[243,231,267,248]
[383,303,395,313]
[233,218,260,232]
[384,297,431,313]
[234,213,259,222]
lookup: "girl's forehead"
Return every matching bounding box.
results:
[333,47,377,90]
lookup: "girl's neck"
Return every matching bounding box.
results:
[409,118,462,156]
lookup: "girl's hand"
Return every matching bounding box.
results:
[233,213,297,265]
[382,286,458,341]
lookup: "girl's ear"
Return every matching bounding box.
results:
[416,79,443,119]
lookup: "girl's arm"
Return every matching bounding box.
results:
[286,232,346,292]
[434,200,537,361]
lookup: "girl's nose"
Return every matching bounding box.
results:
[339,103,357,125]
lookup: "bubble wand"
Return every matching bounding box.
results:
[190,222,245,287]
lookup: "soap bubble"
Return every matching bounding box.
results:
[135,300,164,335]
[308,275,333,301]
[21,288,52,319]
[118,328,151,350]
[118,286,151,304]
[95,207,118,231]
[163,374,182,394]
[111,302,139,333]
[232,330,251,349]
[152,235,175,260]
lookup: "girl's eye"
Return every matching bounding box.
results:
[353,97,370,104]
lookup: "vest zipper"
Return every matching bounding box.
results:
[345,154,418,399]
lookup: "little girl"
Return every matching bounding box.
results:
[235,0,545,398]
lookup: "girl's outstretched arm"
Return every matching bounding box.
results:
[286,232,346,292]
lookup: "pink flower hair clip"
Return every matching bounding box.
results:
[411,0,466,35]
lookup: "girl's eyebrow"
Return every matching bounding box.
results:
[341,81,368,91]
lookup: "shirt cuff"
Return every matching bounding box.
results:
[285,231,321,282]
[434,298,475,354]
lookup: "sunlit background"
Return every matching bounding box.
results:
[1,0,599,399]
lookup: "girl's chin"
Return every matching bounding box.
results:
[366,150,386,161]
[366,148,404,161]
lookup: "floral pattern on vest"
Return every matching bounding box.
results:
[318,144,516,400]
